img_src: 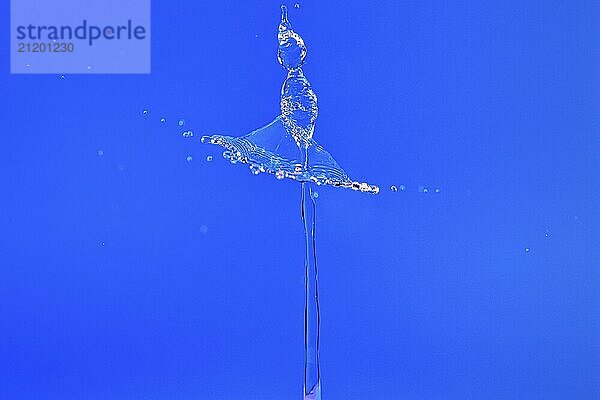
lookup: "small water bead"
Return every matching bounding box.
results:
[160,117,166,123]
[294,3,300,8]
[206,155,213,162]
[525,247,531,253]
[311,191,319,199]
[186,155,193,162]
[97,149,104,157]
[182,130,194,138]
[178,119,185,126]
[390,185,398,192]
[142,109,149,116]
[276,170,285,180]
[60,75,65,79]
[435,188,441,193]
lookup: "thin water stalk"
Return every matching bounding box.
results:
[301,181,321,400]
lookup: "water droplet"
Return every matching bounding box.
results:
[399,185,406,191]
[525,247,530,253]
[435,188,441,193]
[97,149,104,157]
[60,75,65,79]
[294,3,300,8]
[255,34,259,38]
[390,185,398,192]
[311,191,319,199]
[142,109,149,116]
[26,64,30,68]
[276,170,285,180]
[186,155,193,162]
[206,155,213,162]
[544,229,550,238]
[200,224,208,234]
[160,117,166,123]
[178,119,185,126]
[182,130,194,138]
[250,165,261,175]
[87,65,92,70]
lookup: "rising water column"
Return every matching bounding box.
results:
[301,156,321,400]
[202,5,379,399]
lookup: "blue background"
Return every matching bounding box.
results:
[1,1,599,399]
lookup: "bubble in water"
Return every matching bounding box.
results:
[178,119,185,126]
[525,247,530,253]
[206,155,213,162]
[97,149,104,157]
[186,155,193,162]
[276,170,285,180]
[311,191,319,199]
[390,185,398,192]
[26,64,30,68]
[544,229,550,238]
[87,65,92,70]
[182,130,194,138]
[160,117,166,123]
[142,109,149,116]
[294,3,300,8]
[60,75,65,79]
[435,188,441,193]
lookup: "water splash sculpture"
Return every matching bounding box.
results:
[202,6,379,399]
